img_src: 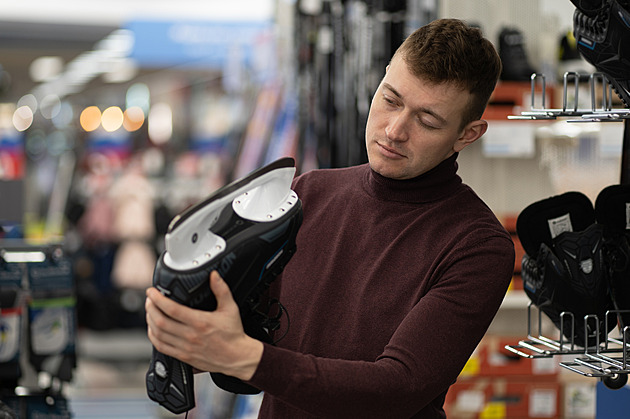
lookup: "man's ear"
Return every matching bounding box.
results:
[453,120,488,153]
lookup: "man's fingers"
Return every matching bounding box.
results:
[146,297,186,346]
[210,271,236,312]
[146,288,180,315]
[146,287,193,326]
[147,324,189,362]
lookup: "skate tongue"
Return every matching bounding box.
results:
[163,158,296,271]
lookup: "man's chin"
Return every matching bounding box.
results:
[369,161,407,180]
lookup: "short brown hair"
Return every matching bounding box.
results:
[393,18,502,128]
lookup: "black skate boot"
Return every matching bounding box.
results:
[572,0,630,107]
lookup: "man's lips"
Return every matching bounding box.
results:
[376,142,406,159]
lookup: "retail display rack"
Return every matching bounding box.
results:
[506,302,630,390]
[0,240,75,417]
[504,72,630,390]
[507,72,630,122]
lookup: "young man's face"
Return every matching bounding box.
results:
[365,54,487,180]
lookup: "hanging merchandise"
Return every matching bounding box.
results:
[294,0,434,170]
[498,26,537,81]
[313,0,336,169]
[109,162,156,291]
[294,4,321,173]
[344,1,370,168]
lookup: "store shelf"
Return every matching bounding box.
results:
[76,329,152,363]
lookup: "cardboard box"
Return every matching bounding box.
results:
[445,376,561,419]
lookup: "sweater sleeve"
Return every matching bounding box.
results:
[246,232,515,418]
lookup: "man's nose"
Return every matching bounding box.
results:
[385,113,409,142]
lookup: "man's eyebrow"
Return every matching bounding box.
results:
[382,82,447,125]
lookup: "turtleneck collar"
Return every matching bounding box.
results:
[363,153,462,204]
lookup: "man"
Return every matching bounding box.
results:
[146,18,515,418]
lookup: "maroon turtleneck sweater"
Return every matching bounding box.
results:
[247,154,515,418]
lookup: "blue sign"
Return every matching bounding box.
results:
[126,19,274,69]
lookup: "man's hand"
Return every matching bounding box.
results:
[145,270,263,381]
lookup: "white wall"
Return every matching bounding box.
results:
[439,0,576,72]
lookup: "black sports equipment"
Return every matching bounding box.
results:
[498,27,536,81]
[571,0,630,107]
[146,158,302,414]
[517,192,614,347]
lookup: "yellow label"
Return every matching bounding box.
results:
[480,402,506,419]
[460,357,480,377]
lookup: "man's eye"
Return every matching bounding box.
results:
[383,95,396,105]
[418,119,437,130]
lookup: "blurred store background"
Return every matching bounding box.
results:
[0,0,628,418]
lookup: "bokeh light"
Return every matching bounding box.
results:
[17,94,38,113]
[123,106,145,132]
[101,106,124,132]
[12,106,34,131]
[40,94,61,119]
[126,83,150,114]
[47,130,71,156]
[148,102,172,145]
[80,106,101,132]
[52,101,74,129]
[25,129,46,159]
